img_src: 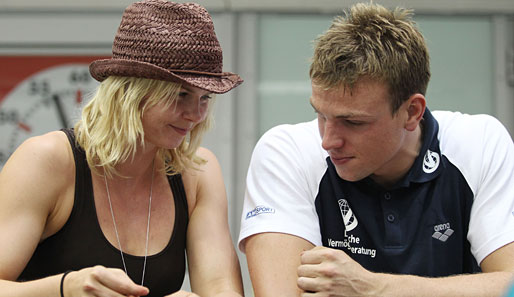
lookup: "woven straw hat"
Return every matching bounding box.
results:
[89,0,243,94]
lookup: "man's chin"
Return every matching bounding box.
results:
[335,168,366,182]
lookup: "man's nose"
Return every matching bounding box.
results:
[321,122,344,151]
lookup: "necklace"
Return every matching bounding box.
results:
[103,160,155,286]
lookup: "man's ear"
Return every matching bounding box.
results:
[404,93,426,131]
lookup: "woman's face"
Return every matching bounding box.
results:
[141,85,212,150]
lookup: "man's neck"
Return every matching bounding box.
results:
[370,123,424,189]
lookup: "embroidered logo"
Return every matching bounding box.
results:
[422,149,440,174]
[245,205,275,219]
[432,222,454,242]
[338,198,358,236]
[330,199,377,258]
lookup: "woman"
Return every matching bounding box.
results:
[0,1,244,296]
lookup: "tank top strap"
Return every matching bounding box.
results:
[168,173,189,224]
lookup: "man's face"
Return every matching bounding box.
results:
[310,78,412,186]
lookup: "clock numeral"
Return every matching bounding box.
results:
[28,80,50,97]
[70,71,91,83]
[0,110,19,125]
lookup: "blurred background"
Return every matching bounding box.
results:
[1,0,513,296]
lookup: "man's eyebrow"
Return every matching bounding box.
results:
[310,101,370,119]
[309,102,356,119]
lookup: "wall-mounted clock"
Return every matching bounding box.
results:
[0,56,106,169]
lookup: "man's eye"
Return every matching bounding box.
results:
[347,120,364,126]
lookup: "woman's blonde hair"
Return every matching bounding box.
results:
[310,3,430,114]
[74,76,214,178]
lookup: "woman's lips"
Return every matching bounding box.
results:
[170,125,189,136]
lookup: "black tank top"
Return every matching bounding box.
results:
[18,129,189,296]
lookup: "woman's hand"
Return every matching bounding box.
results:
[63,266,149,297]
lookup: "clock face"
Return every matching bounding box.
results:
[0,56,105,169]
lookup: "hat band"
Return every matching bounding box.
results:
[169,68,226,77]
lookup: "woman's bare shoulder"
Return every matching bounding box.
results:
[0,130,75,203]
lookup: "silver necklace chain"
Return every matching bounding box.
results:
[103,160,155,286]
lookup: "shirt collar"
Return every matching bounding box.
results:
[395,108,443,188]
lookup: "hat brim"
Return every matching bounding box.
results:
[89,59,243,94]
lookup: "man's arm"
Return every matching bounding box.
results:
[245,232,314,297]
[298,242,514,297]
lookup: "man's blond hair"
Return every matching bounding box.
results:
[310,3,430,113]
[75,76,213,178]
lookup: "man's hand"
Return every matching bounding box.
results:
[297,246,382,296]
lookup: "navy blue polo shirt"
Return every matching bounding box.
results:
[240,109,514,278]
[315,109,480,276]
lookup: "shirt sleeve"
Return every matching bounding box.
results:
[237,120,327,252]
[465,115,514,264]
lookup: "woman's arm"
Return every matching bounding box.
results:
[0,131,148,297]
[0,132,71,282]
[184,147,244,297]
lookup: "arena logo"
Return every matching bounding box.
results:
[434,222,451,232]
[432,222,454,242]
[245,205,275,219]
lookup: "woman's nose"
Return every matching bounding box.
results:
[182,98,206,123]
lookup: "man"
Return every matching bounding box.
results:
[238,3,514,296]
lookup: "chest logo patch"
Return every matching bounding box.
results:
[338,198,358,236]
[422,149,440,174]
[432,222,454,242]
[330,198,377,258]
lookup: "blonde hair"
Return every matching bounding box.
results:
[74,76,214,178]
[310,3,430,113]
